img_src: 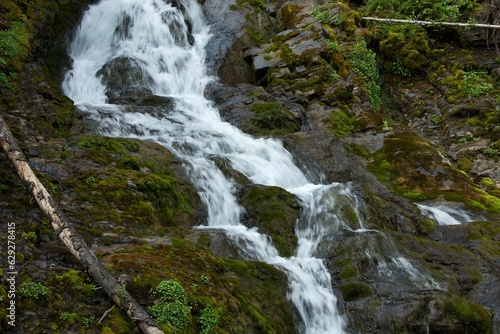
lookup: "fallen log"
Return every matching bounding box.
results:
[363,17,500,29]
[0,114,164,334]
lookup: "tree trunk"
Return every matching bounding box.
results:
[363,16,500,29]
[0,114,164,334]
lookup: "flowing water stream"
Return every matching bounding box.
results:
[61,0,437,332]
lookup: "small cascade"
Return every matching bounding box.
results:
[416,203,484,225]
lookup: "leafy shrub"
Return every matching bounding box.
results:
[155,279,187,304]
[350,38,381,107]
[200,305,220,334]
[18,282,48,299]
[463,71,493,97]
[148,279,191,329]
[311,4,337,25]
[364,0,478,22]
[0,21,30,68]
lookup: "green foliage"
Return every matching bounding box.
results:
[155,279,187,304]
[60,312,79,324]
[326,38,340,53]
[311,4,337,25]
[149,279,191,329]
[0,20,30,90]
[200,305,220,334]
[483,147,499,158]
[463,71,493,97]
[0,21,30,64]
[364,0,479,22]
[82,316,95,329]
[391,58,411,77]
[350,38,381,107]
[18,281,48,299]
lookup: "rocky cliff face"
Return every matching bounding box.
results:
[0,0,499,333]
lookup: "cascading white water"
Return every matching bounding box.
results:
[62,0,347,332]
[416,203,484,225]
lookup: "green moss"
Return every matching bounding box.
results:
[377,24,430,74]
[99,307,134,334]
[339,266,357,280]
[136,174,191,225]
[366,151,396,182]
[104,244,296,333]
[344,142,371,159]
[366,131,500,213]
[241,185,299,257]
[118,155,141,170]
[250,102,300,135]
[442,294,492,333]
[340,282,373,301]
[402,191,429,201]
[330,108,355,138]
[77,136,138,155]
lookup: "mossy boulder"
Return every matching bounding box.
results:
[97,56,155,102]
[240,185,300,257]
[367,129,500,215]
[249,101,300,135]
[101,241,297,334]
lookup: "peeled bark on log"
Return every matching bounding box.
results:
[0,114,164,334]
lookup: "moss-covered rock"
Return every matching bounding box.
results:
[367,129,500,215]
[101,241,297,334]
[240,185,300,257]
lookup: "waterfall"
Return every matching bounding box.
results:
[416,203,484,225]
[62,0,347,332]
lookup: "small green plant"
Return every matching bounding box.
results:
[18,282,48,299]
[200,305,220,334]
[428,115,442,125]
[82,316,94,329]
[60,312,79,324]
[85,176,95,187]
[149,279,191,329]
[483,147,499,158]
[311,4,336,25]
[21,231,37,243]
[117,285,127,303]
[463,71,493,97]
[350,38,381,107]
[200,275,210,284]
[326,38,340,53]
[391,57,411,77]
[457,137,468,143]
